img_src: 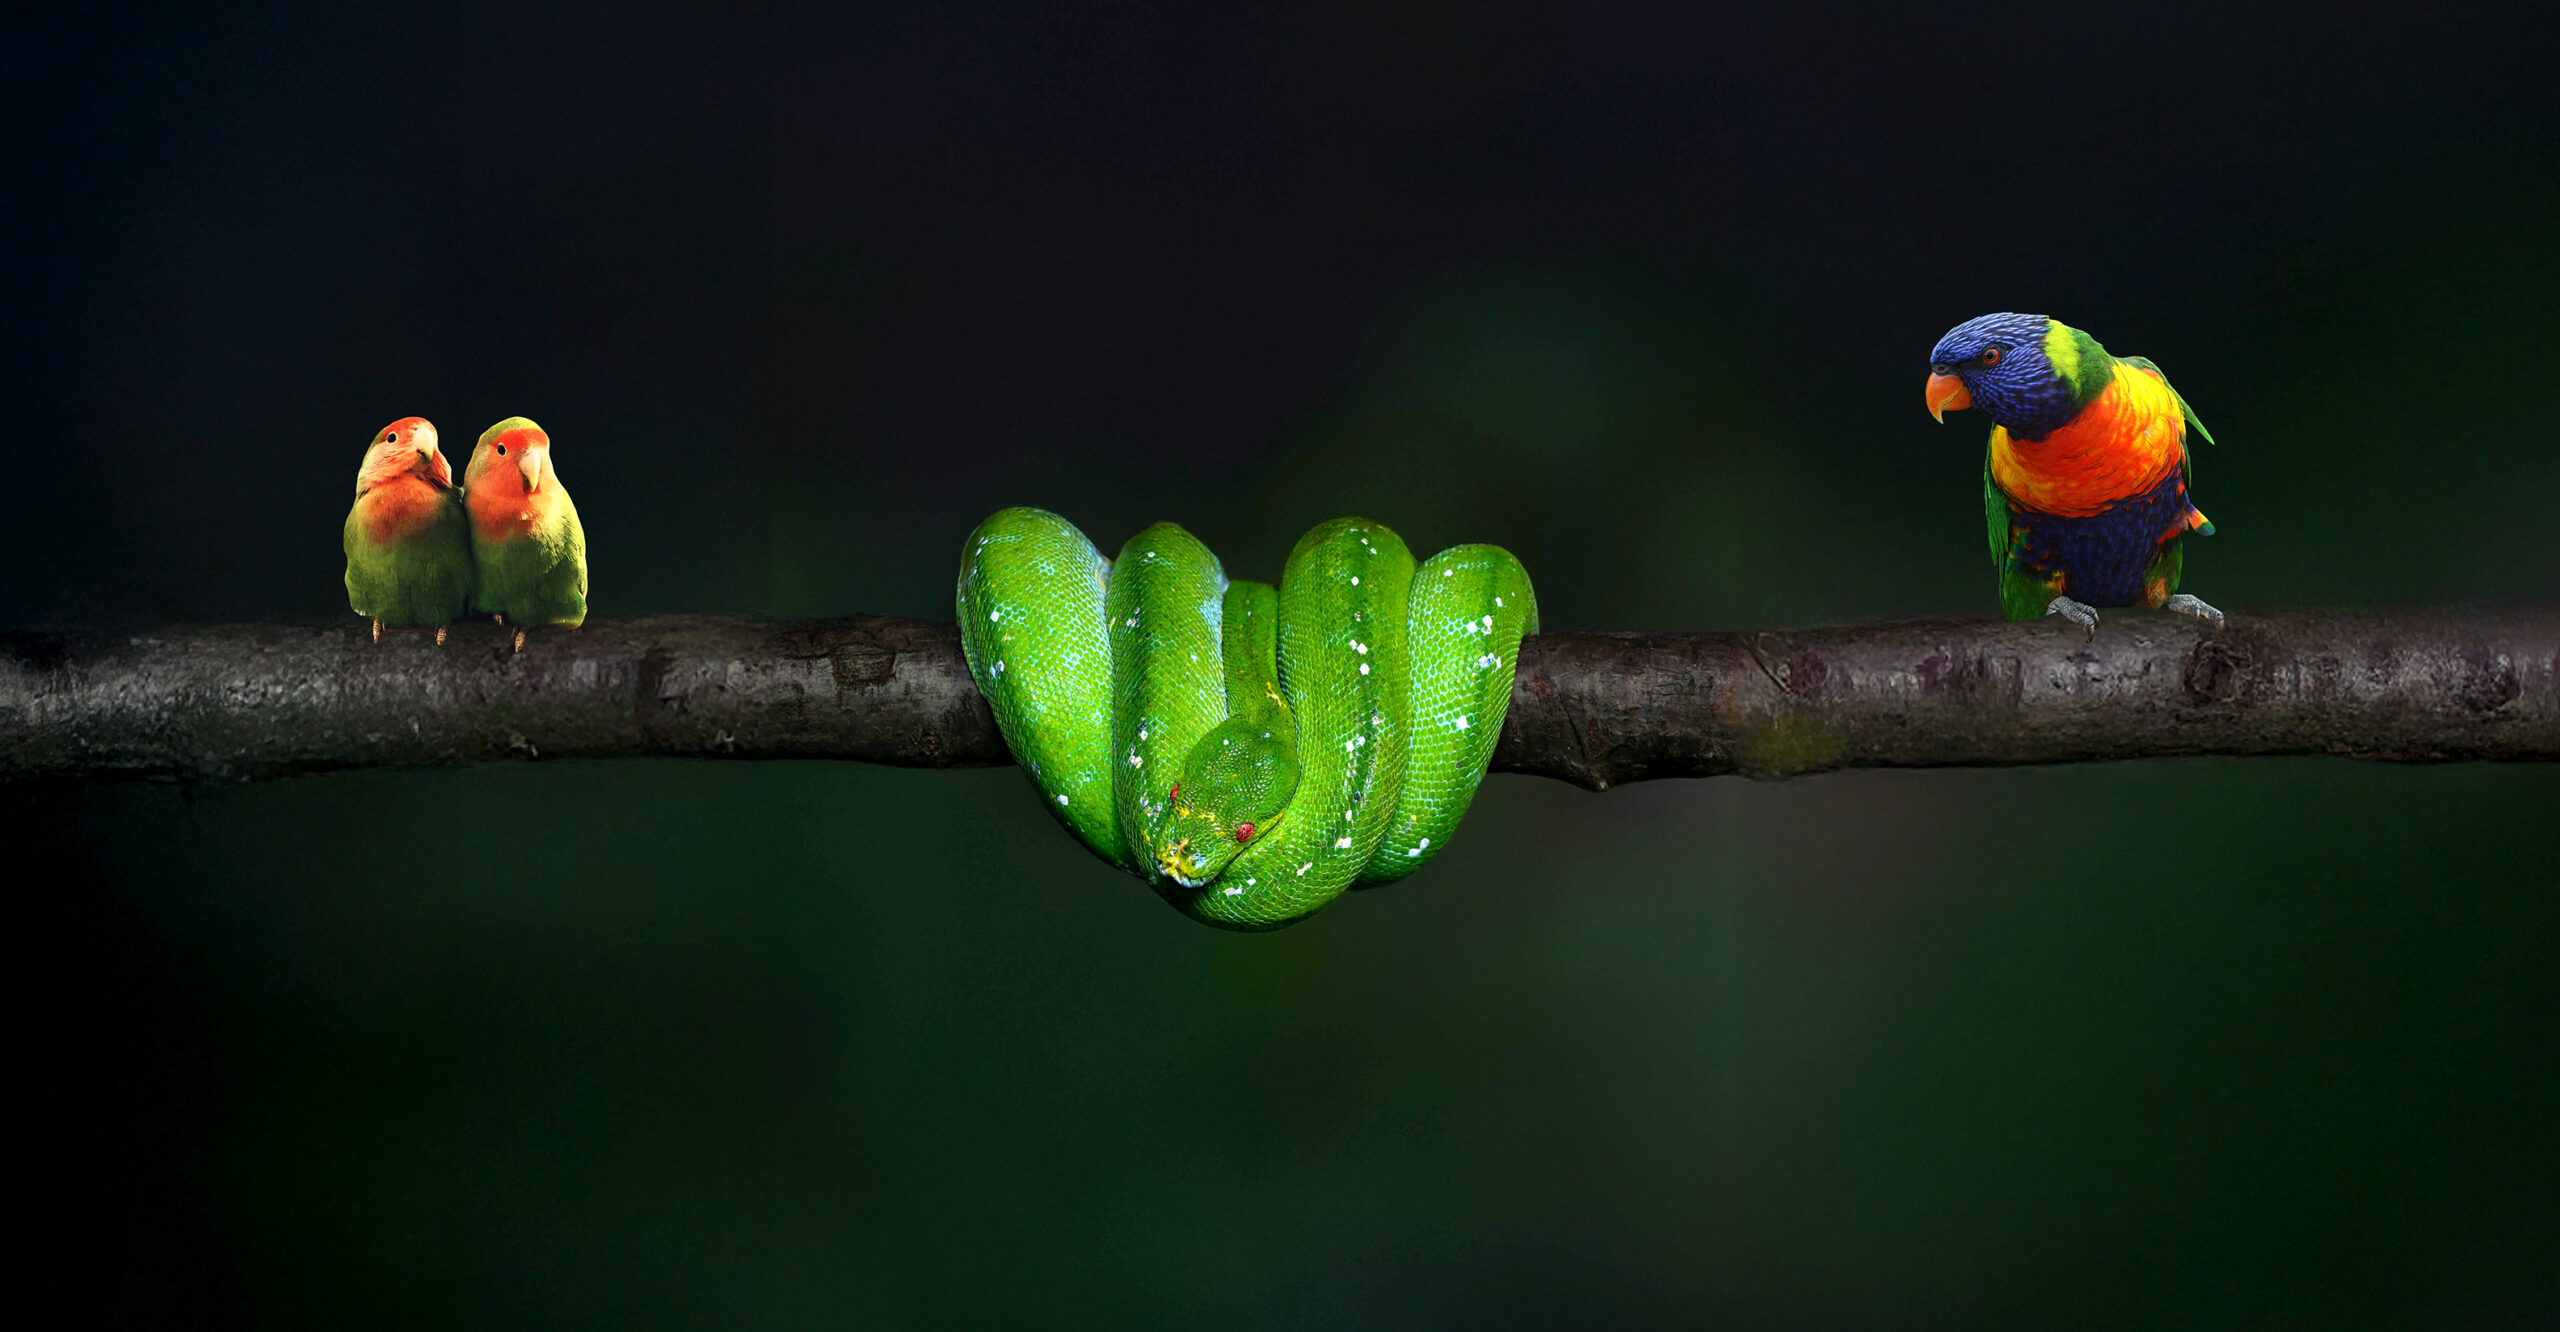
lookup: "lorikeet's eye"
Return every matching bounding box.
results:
[1979,346,2003,366]
[1234,823,1255,844]
[496,444,509,456]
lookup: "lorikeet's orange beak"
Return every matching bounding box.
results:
[1925,373,1971,423]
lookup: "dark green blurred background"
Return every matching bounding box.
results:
[10,2,2557,1326]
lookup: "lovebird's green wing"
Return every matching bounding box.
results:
[343,508,368,608]
[473,503,588,626]
[344,496,473,627]
[547,495,589,625]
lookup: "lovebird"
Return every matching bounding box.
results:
[1926,312,2222,635]
[464,415,587,653]
[343,415,472,643]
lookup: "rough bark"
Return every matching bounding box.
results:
[2,610,2553,787]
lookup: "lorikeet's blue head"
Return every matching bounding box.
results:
[1926,311,2105,440]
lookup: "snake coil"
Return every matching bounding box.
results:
[957,508,1538,930]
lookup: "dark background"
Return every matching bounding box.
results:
[11,2,2559,1325]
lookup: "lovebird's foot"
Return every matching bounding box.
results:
[492,612,507,627]
[435,625,449,646]
[371,618,384,643]
[2162,594,2225,632]
[2045,595,2099,639]
[511,628,527,654]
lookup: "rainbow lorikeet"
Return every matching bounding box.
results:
[343,415,472,643]
[1926,313,2222,636]
[464,416,587,653]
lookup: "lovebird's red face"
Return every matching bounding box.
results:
[355,416,450,493]
[468,425,553,497]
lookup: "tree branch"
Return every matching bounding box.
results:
[3,610,2553,787]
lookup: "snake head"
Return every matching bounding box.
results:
[1155,834,1211,889]
[1150,717,1298,888]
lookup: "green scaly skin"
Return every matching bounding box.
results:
[1153,580,1298,889]
[957,508,1538,931]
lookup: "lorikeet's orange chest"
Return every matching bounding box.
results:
[356,476,453,546]
[1989,362,2186,517]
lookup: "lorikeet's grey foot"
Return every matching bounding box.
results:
[434,625,449,646]
[511,628,527,654]
[2162,594,2224,631]
[2045,596,2099,638]
[371,618,384,643]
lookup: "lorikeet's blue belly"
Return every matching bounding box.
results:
[2008,469,2194,607]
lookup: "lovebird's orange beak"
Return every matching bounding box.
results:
[407,421,443,476]
[1925,372,1971,423]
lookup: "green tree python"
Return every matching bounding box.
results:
[956,508,1538,930]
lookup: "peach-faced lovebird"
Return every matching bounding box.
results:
[464,415,587,653]
[343,415,472,643]
[1926,313,2222,636]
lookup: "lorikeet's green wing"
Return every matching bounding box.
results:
[1984,444,2056,621]
[1982,448,2007,572]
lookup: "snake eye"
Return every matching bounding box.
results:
[1168,783,1179,802]
[1234,823,1255,844]
[1979,346,2003,366]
